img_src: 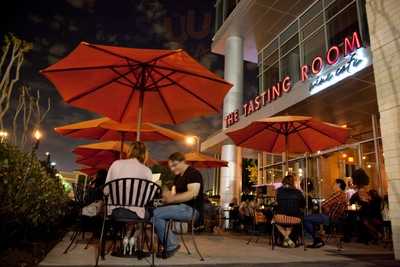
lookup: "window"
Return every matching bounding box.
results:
[300,0,323,27]
[281,46,300,83]
[263,62,279,91]
[280,22,298,45]
[281,33,299,56]
[326,2,359,47]
[263,51,278,71]
[301,14,323,40]
[302,29,326,66]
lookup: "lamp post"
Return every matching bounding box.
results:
[33,129,42,152]
[0,130,8,143]
[185,135,200,152]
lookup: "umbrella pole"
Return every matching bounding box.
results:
[285,134,289,175]
[136,88,145,142]
[120,132,125,159]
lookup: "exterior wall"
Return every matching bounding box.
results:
[365,0,400,259]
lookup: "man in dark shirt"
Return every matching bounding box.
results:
[152,152,203,258]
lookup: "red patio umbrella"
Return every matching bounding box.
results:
[226,115,349,168]
[41,44,232,140]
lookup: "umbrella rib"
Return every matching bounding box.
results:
[270,131,280,152]
[150,68,220,112]
[147,72,177,124]
[295,130,313,152]
[84,43,143,64]
[146,50,181,64]
[119,85,136,122]
[67,68,135,104]
[235,125,269,146]
[146,70,176,88]
[41,64,133,73]
[148,64,232,86]
[111,67,136,86]
[302,122,345,144]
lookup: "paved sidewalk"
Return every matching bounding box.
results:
[39,233,398,267]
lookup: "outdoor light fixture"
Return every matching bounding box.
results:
[33,130,42,140]
[185,135,200,152]
[45,152,50,156]
[342,153,348,158]
[367,164,372,169]
[0,130,8,142]
[362,156,366,160]
[348,157,354,163]
[50,161,56,167]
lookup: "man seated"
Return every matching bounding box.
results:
[152,152,203,258]
[304,179,347,248]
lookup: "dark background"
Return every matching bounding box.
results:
[0,0,257,171]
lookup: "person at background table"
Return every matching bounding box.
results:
[105,141,153,253]
[152,152,203,258]
[274,174,305,248]
[304,179,347,248]
[349,168,383,243]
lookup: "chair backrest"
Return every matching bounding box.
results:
[103,178,161,208]
[72,183,87,206]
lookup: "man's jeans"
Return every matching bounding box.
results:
[304,213,330,241]
[152,204,198,251]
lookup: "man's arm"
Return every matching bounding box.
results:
[163,183,200,204]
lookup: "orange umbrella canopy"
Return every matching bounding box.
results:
[41,44,232,127]
[226,116,349,154]
[55,117,187,142]
[160,152,228,168]
[73,141,130,158]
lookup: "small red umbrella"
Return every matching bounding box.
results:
[159,152,228,169]
[41,44,232,140]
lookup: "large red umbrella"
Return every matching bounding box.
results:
[226,116,349,168]
[41,44,232,140]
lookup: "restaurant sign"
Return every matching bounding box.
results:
[224,31,368,128]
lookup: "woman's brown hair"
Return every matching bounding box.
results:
[128,141,147,163]
[282,174,295,188]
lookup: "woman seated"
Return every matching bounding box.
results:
[273,174,305,248]
[105,141,153,255]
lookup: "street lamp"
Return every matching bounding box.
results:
[0,130,8,143]
[185,135,200,152]
[33,129,42,151]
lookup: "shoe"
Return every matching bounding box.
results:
[282,238,289,248]
[287,238,296,248]
[156,245,181,259]
[307,238,325,248]
[122,236,129,255]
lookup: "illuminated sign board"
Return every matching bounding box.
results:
[224,32,368,128]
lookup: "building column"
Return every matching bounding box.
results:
[365,0,400,259]
[220,36,243,207]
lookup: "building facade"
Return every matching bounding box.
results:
[202,0,400,258]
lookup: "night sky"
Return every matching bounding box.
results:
[1,0,257,171]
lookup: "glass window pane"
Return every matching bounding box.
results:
[325,0,352,19]
[264,38,279,58]
[301,14,323,40]
[280,22,298,44]
[300,0,323,27]
[263,51,278,71]
[281,33,299,56]
[263,62,279,91]
[302,29,326,66]
[327,3,359,47]
[281,46,300,83]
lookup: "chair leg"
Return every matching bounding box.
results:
[151,223,155,267]
[191,221,204,261]
[179,223,191,255]
[64,231,79,254]
[271,224,275,250]
[301,222,307,251]
[162,220,171,258]
[95,216,107,267]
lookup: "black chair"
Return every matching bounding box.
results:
[325,218,344,250]
[64,183,94,254]
[270,198,306,251]
[96,178,161,267]
[163,207,204,261]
